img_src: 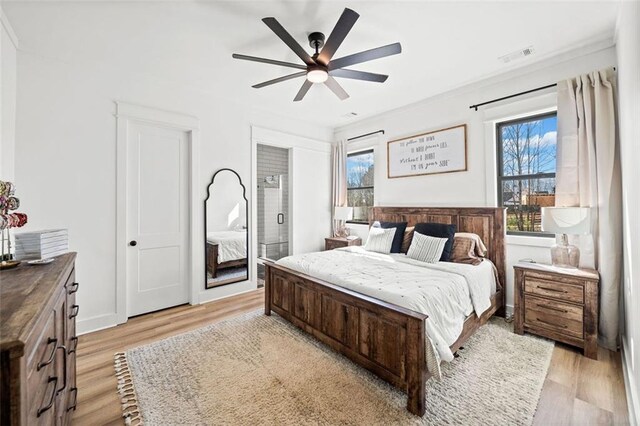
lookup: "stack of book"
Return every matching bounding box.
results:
[14,229,68,260]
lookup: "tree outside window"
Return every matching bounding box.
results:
[347,150,374,223]
[497,112,557,235]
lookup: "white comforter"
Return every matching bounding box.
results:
[276,247,496,368]
[207,230,247,263]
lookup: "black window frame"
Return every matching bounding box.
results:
[346,149,374,224]
[496,111,557,237]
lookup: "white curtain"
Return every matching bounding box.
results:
[331,139,348,237]
[556,68,622,349]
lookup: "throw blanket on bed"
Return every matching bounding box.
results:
[276,247,496,378]
[207,230,247,263]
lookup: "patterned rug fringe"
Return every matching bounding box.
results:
[114,352,143,425]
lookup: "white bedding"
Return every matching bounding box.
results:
[276,246,496,375]
[207,230,247,263]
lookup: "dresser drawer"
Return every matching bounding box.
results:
[525,295,584,322]
[26,311,57,372]
[525,308,584,338]
[524,277,584,304]
[27,361,57,423]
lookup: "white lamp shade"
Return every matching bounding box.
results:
[334,206,353,221]
[541,207,591,235]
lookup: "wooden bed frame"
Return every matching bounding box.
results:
[206,241,247,278]
[264,207,506,416]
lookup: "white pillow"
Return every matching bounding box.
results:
[364,227,396,254]
[407,231,448,263]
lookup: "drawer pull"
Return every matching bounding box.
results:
[537,317,568,329]
[37,376,58,417]
[68,336,79,354]
[68,282,79,294]
[67,387,78,412]
[537,304,568,314]
[37,338,58,371]
[56,345,68,394]
[69,304,80,319]
[538,286,567,294]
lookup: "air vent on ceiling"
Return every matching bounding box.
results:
[342,112,358,118]
[499,46,535,64]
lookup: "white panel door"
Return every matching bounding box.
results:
[126,122,189,317]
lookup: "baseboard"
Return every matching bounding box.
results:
[77,312,119,335]
[622,338,639,426]
[198,280,258,305]
[198,285,259,306]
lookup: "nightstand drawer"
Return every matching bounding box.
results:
[525,308,583,338]
[526,295,583,322]
[326,240,345,250]
[524,277,584,304]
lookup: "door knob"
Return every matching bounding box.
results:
[129,240,137,247]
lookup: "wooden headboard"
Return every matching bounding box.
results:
[369,206,506,297]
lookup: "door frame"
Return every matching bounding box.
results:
[115,102,200,324]
[250,126,331,284]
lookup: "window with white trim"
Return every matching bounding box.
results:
[496,111,557,236]
[346,149,374,223]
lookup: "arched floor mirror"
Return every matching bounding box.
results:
[204,168,248,289]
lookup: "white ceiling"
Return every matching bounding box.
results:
[3,1,621,128]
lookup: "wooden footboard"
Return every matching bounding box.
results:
[265,262,428,416]
[264,206,505,416]
[206,242,247,278]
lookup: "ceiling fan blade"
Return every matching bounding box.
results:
[316,8,360,66]
[232,54,306,70]
[262,17,315,66]
[330,69,388,83]
[252,71,306,89]
[293,80,313,102]
[329,43,402,70]
[324,76,349,100]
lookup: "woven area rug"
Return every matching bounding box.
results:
[114,310,553,425]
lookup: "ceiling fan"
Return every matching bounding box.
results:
[232,8,402,102]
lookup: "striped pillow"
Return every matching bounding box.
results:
[364,227,396,254]
[407,231,448,263]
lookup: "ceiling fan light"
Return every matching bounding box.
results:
[307,69,328,83]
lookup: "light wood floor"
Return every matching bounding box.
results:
[73,289,629,425]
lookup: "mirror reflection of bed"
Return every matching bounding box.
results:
[205,169,248,289]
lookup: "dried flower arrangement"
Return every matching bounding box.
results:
[1,180,28,269]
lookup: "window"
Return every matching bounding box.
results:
[497,112,557,236]
[347,149,374,223]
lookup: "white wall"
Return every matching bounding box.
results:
[336,44,617,313]
[616,1,640,423]
[13,49,332,333]
[0,9,17,181]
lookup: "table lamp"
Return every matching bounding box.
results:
[541,207,591,268]
[334,206,353,237]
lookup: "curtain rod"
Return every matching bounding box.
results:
[469,67,617,111]
[347,130,385,141]
[469,83,557,111]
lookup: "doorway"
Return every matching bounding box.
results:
[256,144,290,286]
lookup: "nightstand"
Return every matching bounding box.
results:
[324,236,362,251]
[514,262,599,359]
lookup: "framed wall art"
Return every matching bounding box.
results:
[387,124,467,178]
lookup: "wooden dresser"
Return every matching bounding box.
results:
[0,253,79,425]
[513,262,599,359]
[324,237,362,251]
